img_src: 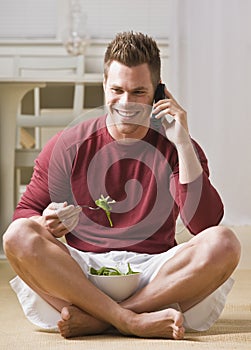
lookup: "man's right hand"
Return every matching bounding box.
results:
[35,202,82,238]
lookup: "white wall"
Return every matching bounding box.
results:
[167,0,251,225]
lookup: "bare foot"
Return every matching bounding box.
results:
[57,305,109,338]
[122,308,185,340]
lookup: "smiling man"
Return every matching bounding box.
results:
[105,61,153,140]
[3,32,240,340]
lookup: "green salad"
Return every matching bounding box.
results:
[95,194,116,227]
[89,263,140,276]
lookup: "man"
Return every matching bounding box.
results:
[3,32,240,340]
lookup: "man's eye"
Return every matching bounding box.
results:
[112,88,123,94]
[134,90,145,95]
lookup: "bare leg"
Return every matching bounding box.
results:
[3,218,184,339]
[121,226,240,313]
[4,222,110,338]
[57,224,240,338]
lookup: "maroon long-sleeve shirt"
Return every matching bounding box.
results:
[14,115,224,253]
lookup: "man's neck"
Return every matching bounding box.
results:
[106,114,149,142]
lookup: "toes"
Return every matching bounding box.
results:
[175,312,184,327]
[57,319,64,330]
[61,306,71,321]
[173,326,185,340]
[167,308,183,326]
[57,307,72,338]
[57,320,69,338]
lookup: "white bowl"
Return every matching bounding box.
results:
[88,272,142,302]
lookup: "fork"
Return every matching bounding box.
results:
[78,205,100,210]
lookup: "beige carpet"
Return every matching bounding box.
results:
[0,260,250,350]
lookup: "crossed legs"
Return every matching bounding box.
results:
[3,219,240,339]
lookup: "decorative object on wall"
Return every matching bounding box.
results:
[64,0,89,56]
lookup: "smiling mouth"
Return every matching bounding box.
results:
[114,109,140,119]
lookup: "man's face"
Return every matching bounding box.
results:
[104,61,155,140]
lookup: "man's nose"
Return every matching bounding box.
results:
[120,92,134,104]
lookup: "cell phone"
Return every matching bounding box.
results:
[151,83,173,131]
[154,83,166,103]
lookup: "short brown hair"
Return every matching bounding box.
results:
[104,31,161,89]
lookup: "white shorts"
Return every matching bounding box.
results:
[10,243,234,332]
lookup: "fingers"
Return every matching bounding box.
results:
[43,217,68,238]
[45,204,81,221]
[152,86,190,145]
[153,101,174,119]
[43,202,82,237]
[153,85,179,110]
[58,209,81,232]
[152,92,186,124]
[42,201,67,217]
[164,85,175,100]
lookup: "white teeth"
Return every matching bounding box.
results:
[116,110,137,117]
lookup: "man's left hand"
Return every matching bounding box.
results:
[152,86,190,146]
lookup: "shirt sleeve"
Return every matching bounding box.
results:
[169,140,224,234]
[13,132,70,220]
